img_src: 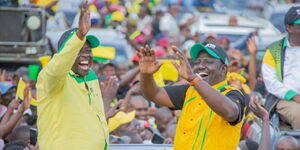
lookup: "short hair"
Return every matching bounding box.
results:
[10,126,30,141]
[245,139,259,150]
[3,140,28,150]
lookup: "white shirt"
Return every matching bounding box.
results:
[159,13,180,37]
[282,41,300,93]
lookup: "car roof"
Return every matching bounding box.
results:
[190,13,281,36]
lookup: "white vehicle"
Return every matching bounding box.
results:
[189,13,284,57]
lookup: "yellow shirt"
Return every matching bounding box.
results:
[172,80,245,150]
[36,31,108,150]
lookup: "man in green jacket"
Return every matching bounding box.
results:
[36,0,109,149]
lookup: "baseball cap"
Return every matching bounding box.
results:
[284,6,300,25]
[108,110,136,132]
[190,43,229,64]
[57,28,100,53]
[0,82,16,95]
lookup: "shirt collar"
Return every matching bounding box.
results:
[212,80,228,91]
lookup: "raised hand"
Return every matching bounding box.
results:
[77,0,91,40]
[247,37,257,55]
[7,99,19,112]
[100,76,119,102]
[137,45,163,75]
[249,94,269,121]
[18,84,31,113]
[105,100,123,120]
[171,46,195,82]
[0,69,6,82]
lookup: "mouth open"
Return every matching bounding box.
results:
[78,60,90,70]
[196,72,209,79]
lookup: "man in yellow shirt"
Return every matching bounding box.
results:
[138,43,245,150]
[36,1,108,149]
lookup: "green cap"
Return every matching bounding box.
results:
[190,43,229,64]
[86,35,100,48]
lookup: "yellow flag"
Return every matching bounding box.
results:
[92,46,116,60]
[38,56,51,68]
[153,59,179,86]
[30,98,38,106]
[16,78,26,100]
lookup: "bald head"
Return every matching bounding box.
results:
[155,107,173,133]
[276,136,300,150]
[130,95,148,120]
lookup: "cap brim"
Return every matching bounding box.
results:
[294,18,300,24]
[86,35,100,48]
[190,43,221,60]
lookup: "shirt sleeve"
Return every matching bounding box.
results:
[164,84,189,110]
[225,90,245,125]
[37,30,86,96]
[262,49,298,100]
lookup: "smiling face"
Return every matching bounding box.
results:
[71,42,92,77]
[193,51,227,85]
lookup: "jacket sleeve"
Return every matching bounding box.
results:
[262,49,298,101]
[37,30,86,95]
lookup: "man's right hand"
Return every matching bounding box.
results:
[137,45,163,75]
[249,95,269,121]
[76,0,90,40]
[293,95,300,104]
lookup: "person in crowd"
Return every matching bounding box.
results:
[0,83,16,107]
[238,139,259,150]
[130,95,149,121]
[249,91,270,150]
[154,107,173,137]
[262,6,300,129]
[165,124,176,141]
[138,43,245,149]
[218,37,231,52]
[276,136,300,150]
[152,5,166,37]
[204,33,217,44]
[159,3,180,38]
[100,63,117,77]
[10,126,30,145]
[250,89,300,150]
[0,85,30,139]
[120,131,143,144]
[36,1,109,149]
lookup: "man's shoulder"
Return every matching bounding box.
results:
[222,86,244,99]
[266,37,285,51]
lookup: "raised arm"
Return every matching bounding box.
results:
[137,46,175,107]
[37,0,90,94]
[247,37,257,91]
[249,94,270,150]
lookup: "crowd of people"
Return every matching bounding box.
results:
[0,0,300,149]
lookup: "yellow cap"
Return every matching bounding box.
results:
[112,11,124,22]
[108,110,136,132]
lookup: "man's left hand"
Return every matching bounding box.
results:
[171,46,195,82]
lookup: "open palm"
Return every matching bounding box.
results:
[137,46,162,74]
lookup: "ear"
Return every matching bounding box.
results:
[286,25,292,33]
[221,64,228,75]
